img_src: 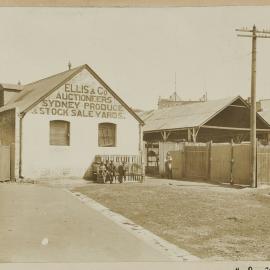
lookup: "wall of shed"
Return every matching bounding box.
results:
[0,90,21,108]
[4,91,19,105]
[144,129,188,142]
[206,102,269,129]
[20,69,140,179]
[197,128,268,143]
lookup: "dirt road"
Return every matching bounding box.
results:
[0,183,171,262]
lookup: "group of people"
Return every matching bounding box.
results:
[96,160,128,184]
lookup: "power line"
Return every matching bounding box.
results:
[236,25,270,188]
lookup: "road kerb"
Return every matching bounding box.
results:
[67,190,200,262]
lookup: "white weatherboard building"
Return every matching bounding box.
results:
[0,64,144,180]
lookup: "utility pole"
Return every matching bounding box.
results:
[236,25,270,188]
[174,72,177,101]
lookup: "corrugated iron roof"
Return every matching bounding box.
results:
[137,110,155,121]
[0,65,84,113]
[143,96,243,132]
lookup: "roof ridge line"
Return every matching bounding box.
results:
[24,65,85,87]
[156,96,238,113]
[22,65,86,114]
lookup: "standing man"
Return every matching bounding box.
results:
[109,160,116,183]
[165,152,173,179]
[118,161,128,183]
[122,161,128,182]
[97,161,106,184]
[118,162,124,183]
[105,160,111,184]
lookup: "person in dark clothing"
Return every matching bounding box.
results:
[118,161,127,183]
[105,160,110,171]
[109,160,116,183]
[122,161,127,181]
[118,163,123,183]
[97,161,106,183]
[103,160,111,184]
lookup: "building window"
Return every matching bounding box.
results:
[50,120,70,146]
[98,123,116,147]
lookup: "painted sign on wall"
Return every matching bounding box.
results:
[31,83,126,119]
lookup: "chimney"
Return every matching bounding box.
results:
[68,61,72,70]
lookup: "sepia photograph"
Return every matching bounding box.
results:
[0,1,270,268]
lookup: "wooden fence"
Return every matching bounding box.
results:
[0,145,10,181]
[170,142,270,186]
[257,144,270,186]
[184,145,209,179]
[232,144,251,185]
[210,143,232,183]
[159,141,184,176]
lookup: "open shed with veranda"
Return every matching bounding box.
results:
[140,96,270,175]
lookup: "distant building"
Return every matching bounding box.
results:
[248,98,270,127]
[257,99,270,112]
[157,91,207,109]
[245,97,270,112]
[0,83,23,107]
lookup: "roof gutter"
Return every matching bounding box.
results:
[143,127,196,133]
[201,125,270,132]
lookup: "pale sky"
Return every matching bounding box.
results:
[0,6,270,110]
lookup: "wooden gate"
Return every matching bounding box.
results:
[158,141,270,187]
[231,144,251,185]
[184,145,209,180]
[0,145,10,181]
[171,150,184,179]
[257,144,270,185]
[210,143,232,183]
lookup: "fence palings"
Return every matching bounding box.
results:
[171,150,184,179]
[0,145,10,181]
[170,142,254,186]
[184,145,209,180]
[231,144,251,185]
[210,143,232,183]
[159,141,184,175]
[257,145,270,185]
